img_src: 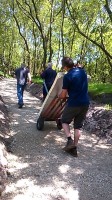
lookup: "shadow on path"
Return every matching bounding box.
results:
[1,78,112,200]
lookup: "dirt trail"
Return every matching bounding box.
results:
[1,78,112,200]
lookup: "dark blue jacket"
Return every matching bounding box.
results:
[62,67,90,106]
[41,67,57,86]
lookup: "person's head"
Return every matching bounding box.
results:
[47,62,52,68]
[61,57,74,71]
[73,60,78,67]
[77,60,84,68]
[21,63,26,68]
[73,59,84,68]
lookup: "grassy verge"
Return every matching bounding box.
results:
[32,76,43,84]
[0,71,4,76]
[88,83,112,95]
[89,83,112,109]
[32,78,112,95]
[0,70,12,78]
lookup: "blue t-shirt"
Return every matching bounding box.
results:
[41,67,57,86]
[15,67,29,85]
[62,67,90,106]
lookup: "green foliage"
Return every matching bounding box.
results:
[32,76,43,84]
[104,104,112,110]
[0,70,12,78]
[0,70,4,76]
[88,83,112,95]
[0,0,111,82]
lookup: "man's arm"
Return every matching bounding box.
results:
[28,72,31,83]
[14,69,17,78]
[40,70,46,79]
[59,89,68,99]
[59,74,69,99]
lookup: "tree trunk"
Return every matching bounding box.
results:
[61,0,65,57]
[48,0,54,62]
[104,0,112,23]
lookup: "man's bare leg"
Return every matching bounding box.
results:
[62,123,75,151]
[74,129,81,146]
[62,123,71,137]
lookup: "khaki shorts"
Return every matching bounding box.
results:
[61,105,89,129]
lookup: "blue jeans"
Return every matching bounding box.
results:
[17,84,25,105]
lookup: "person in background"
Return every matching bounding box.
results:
[74,60,91,80]
[40,62,57,101]
[59,57,90,157]
[15,63,31,108]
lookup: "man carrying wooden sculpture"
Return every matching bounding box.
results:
[59,57,90,157]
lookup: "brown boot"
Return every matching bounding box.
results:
[69,147,78,157]
[63,139,75,151]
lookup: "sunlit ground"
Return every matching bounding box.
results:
[5,153,80,200]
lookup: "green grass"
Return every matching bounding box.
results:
[0,71,4,76]
[32,77,112,95]
[88,83,112,95]
[104,104,112,110]
[0,70,12,78]
[32,76,43,84]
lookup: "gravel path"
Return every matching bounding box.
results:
[1,78,112,200]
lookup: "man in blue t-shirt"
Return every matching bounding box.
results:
[59,57,89,157]
[15,63,31,108]
[40,62,57,101]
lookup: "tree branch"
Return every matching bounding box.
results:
[104,0,112,23]
[12,1,30,53]
[66,0,112,59]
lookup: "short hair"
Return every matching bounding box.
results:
[21,63,26,68]
[47,62,52,68]
[62,57,74,68]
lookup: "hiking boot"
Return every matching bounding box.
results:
[63,138,75,151]
[18,104,23,108]
[69,147,78,157]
